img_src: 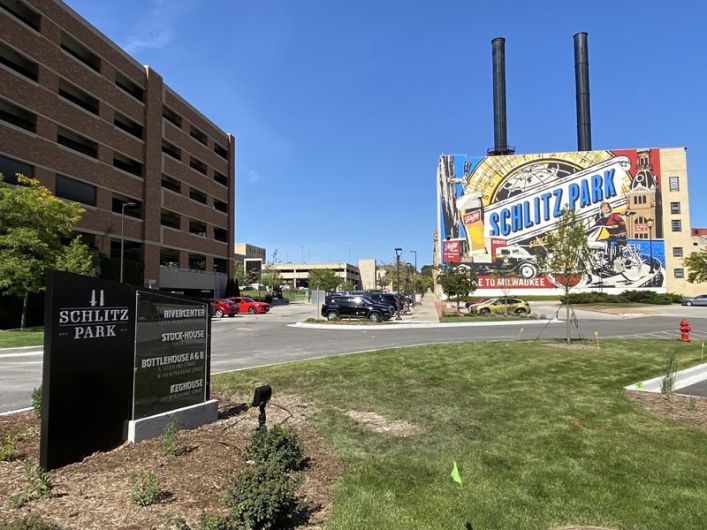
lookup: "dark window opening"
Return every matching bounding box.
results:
[188,253,206,271]
[189,188,207,204]
[162,106,182,128]
[160,209,180,229]
[160,248,180,268]
[214,227,228,243]
[112,196,142,219]
[0,155,33,185]
[214,199,228,213]
[58,79,99,114]
[114,112,143,139]
[213,258,227,273]
[110,239,142,261]
[670,202,681,215]
[55,174,96,206]
[60,32,100,72]
[57,126,98,158]
[0,42,38,81]
[115,71,144,102]
[214,143,228,159]
[1,0,41,31]
[214,171,228,186]
[113,153,143,177]
[189,156,207,175]
[190,126,208,145]
[0,97,36,132]
[189,219,207,237]
[161,174,181,193]
[162,141,181,160]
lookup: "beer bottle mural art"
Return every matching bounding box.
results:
[456,192,486,255]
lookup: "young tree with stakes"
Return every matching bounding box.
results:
[437,266,478,312]
[536,207,591,343]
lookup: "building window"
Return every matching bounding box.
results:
[188,253,206,271]
[214,199,228,213]
[669,176,680,191]
[160,209,180,229]
[0,155,34,185]
[112,197,142,219]
[213,258,227,273]
[674,268,685,279]
[671,219,682,232]
[214,171,228,186]
[60,32,101,72]
[190,126,208,145]
[1,0,41,30]
[189,156,207,175]
[162,106,182,128]
[58,79,99,115]
[55,174,96,206]
[672,247,683,258]
[0,41,38,81]
[160,248,180,267]
[189,188,207,204]
[113,153,143,177]
[214,227,228,243]
[162,141,182,160]
[115,71,144,102]
[113,112,143,139]
[161,175,181,193]
[57,126,98,158]
[214,143,228,160]
[670,202,681,214]
[0,97,36,132]
[189,219,207,237]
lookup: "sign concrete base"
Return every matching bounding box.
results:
[128,399,219,443]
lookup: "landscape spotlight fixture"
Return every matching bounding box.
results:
[251,384,272,431]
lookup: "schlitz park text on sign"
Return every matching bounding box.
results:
[40,271,211,470]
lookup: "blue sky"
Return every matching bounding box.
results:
[66,0,707,268]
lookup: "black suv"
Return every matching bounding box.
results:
[321,295,392,322]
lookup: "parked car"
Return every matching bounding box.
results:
[321,295,392,322]
[682,294,707,306]
[468,297,531,316]
[228,296,270,314]
[209,298,239,318]
[465,298,491,310]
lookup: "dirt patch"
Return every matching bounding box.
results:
[625,390,707,429]
[551,526,618,530]
[343,410,421,437]
[542,341,600,351]
[0,393,340,530]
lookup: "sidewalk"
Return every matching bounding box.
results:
[405,293,440,322]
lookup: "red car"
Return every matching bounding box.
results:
[209,298,239,318]
[228,296,270,314]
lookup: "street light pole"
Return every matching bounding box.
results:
[647,218,655,274]
[394,248,402,320]
[410,250,417,305]
[120,201,136,283]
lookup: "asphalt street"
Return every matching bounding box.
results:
[3,303,707,414]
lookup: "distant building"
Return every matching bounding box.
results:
[1,0,235,297]
[234,243,266,265]
[357,258,377,290]
[691,228,707,254]
[271,262,361,289]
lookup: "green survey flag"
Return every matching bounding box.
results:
[451,461,463,485]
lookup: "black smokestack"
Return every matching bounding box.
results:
[489,37,514,155]
[574,32,592,151]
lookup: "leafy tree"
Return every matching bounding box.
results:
[535,207,591,343]
[683,251,707,283]
[437,266,477,311]
[260,249,282,290]
[0,175,94,328]
[377,272,391,290]
[420,264,435,278]
[308,268,339,292]
[339,279,355,292]
[233,262,251,286]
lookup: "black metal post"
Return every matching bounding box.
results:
[648,219,655,273]
[258,403,267,431]
[574,32,592,151]
[489,38,514,155]
[394,248,402,320]
[120,201,136,283]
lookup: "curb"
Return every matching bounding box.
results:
[625,362,707,394]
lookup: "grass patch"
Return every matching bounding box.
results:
[0,328,43,348]
[213,340,707,530]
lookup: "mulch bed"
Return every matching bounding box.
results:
[625,389,707,429]
[0,393,340,530]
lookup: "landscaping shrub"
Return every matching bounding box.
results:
[223,461,302,529]
[161,417,185,457]
[129,470,160,507]
[8,459,53,508]
[661,350,679,395]
[31,386,41,417]
[563,290,679,305]
[162,516,191,530]
[0,433,16,461]
[245,425,306,471]
[0,515,65,530]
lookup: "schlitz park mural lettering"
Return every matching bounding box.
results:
[437,149,666,294]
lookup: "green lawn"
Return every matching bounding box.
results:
[213,340,707,530]
[0,328,43,348]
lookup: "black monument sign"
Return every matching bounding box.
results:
[133,291,210,419]
[40,271,135,470]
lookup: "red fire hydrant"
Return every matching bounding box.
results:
[679,319,691,342]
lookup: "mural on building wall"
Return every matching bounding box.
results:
[437,149,666,293]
